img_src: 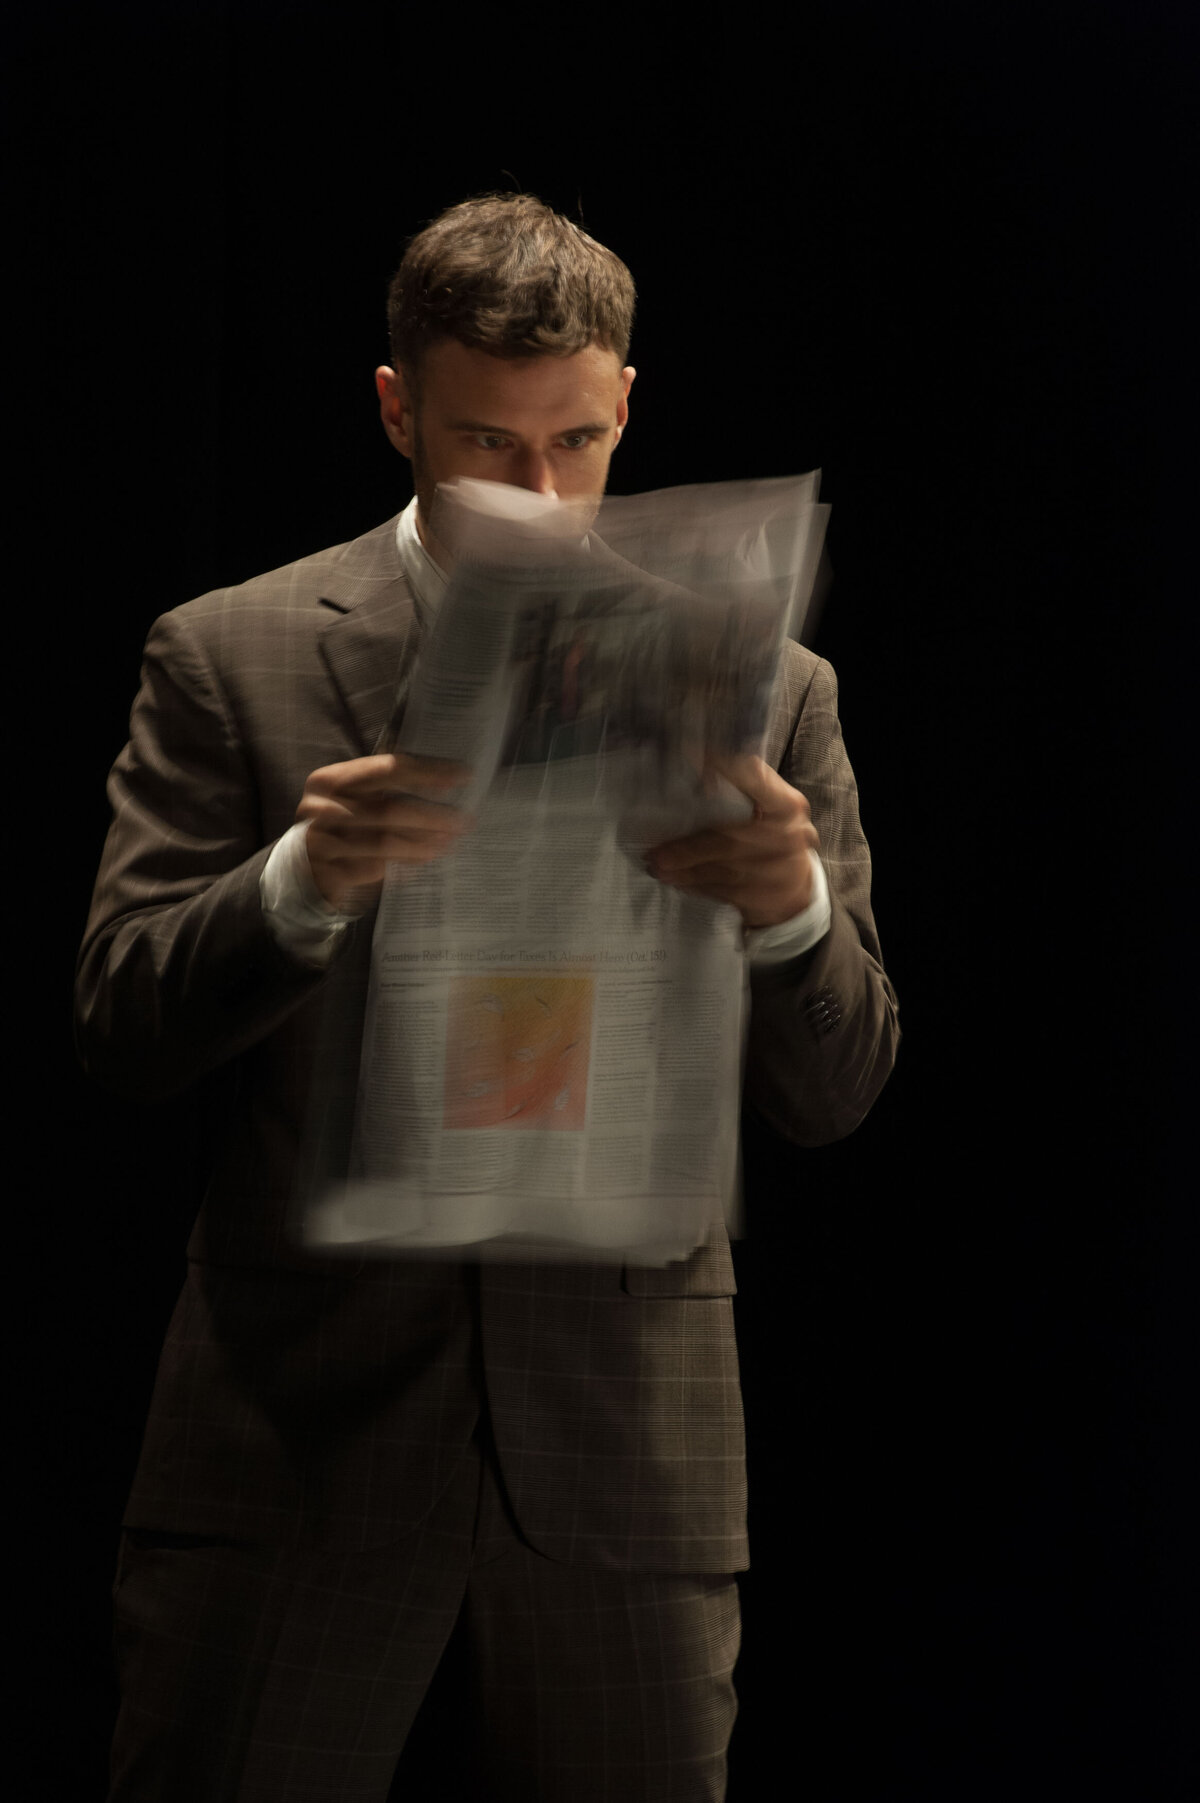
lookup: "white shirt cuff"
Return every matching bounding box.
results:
[743,854,832,966]
[260,821,356,967]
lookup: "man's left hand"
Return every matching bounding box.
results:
[646,756,820,929]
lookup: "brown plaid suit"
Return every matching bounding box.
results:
[76,515,899,1797]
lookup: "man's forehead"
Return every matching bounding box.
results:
[422,339,622,411]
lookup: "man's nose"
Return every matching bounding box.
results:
[511,450,557,495]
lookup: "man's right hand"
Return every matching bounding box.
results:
[296,753,473,910]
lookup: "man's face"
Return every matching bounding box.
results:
[375,340,635,548]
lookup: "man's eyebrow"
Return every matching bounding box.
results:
[445,418,610,436]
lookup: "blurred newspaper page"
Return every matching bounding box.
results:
[301,474,829,1265]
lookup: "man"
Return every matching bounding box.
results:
[77,194,899,1802]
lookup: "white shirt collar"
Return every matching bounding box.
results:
[394,496,447,628]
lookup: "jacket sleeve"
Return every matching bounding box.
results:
[75,608,330,1100]
[742,652,900,1144]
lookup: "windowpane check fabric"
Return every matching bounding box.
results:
[109,1433,739,1802]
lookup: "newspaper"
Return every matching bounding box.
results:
[300,474,829,1264]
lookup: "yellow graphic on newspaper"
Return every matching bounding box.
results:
[443,975,594,1131]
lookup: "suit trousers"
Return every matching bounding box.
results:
[107,1425,740,1802]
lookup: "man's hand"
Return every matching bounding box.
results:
[646,755,820,929]
[296,753,472,910]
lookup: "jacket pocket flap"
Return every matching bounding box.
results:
[622,1232,736,1298]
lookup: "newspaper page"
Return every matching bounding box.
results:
[300,475,829,1265]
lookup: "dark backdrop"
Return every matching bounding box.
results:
[11,3,1190,1798]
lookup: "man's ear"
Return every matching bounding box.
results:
[616,365,636,441]
[375,365,415,459]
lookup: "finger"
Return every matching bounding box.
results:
[359,791,473,831]
[301,779,472,851]
[657,858,816,921]
[648,831,741,876]
[705,753,810,819]
[298,784,472,834]
[655,858,787,892]
[650,815,818,877]
[650,866,769,911]
[306,802,471,849]
[389,752,473,793]
[305,754,471,800]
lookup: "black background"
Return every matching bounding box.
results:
[11,2,1192,1797]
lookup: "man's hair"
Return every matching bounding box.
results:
[387,194,635,393]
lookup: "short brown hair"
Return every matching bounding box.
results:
[387,193,635,391]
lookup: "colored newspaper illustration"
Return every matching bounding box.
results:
[300,473,829,1264]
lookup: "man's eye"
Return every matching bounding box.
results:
[474,435,510,451]
[559,434,595,451]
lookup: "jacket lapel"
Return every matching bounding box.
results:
[314,517,424,754]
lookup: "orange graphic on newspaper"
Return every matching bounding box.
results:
[443,974,594,1130]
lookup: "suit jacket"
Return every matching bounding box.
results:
[76,514,899,1571]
